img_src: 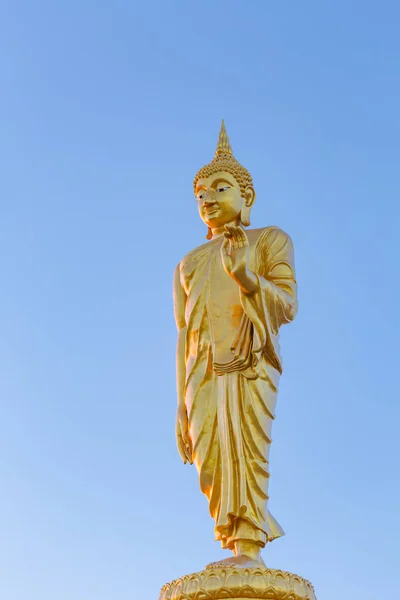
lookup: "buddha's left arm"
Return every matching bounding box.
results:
[233,227,298,372]
[222,225,297,328]
[255,227,298,327]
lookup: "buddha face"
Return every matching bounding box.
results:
[195,171,255,230]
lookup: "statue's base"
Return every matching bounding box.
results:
[159,565,317,600]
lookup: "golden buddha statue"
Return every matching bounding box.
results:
[173,121,298,569]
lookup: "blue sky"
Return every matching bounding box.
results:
[0,1,399,599]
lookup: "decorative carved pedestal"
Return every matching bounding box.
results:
[159,566,317,600]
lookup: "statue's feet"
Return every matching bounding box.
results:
[206,554,266,570]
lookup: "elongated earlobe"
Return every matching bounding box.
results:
[240,185,255,227]
[240,205,251,227]
[206,227,212,240]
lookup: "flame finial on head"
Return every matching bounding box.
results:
[193,120,253,196]
[215,119,233,156]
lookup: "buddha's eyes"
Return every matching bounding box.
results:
[196,186,230,200]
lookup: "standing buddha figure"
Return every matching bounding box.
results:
[173,121,298,567]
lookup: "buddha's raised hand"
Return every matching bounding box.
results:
[221,225,250,276]
[221,225,259,295]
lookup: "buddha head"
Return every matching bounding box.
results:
[193,121,256,238]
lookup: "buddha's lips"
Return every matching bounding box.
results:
[204,207,219,216]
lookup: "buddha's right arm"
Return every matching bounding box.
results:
[173,264,187,410]
[175,327,187,409]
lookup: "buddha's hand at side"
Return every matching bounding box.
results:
[221,225,259,295]
[176,405,193,465]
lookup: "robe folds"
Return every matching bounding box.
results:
[174,226,298,550]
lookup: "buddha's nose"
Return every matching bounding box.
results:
[203,193,216,205]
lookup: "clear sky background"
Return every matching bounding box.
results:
[0,1,399,599]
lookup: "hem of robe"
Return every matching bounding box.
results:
[215,511,285,550]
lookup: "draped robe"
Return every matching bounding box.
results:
[174,226,298,550]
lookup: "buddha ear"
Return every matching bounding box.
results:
[240,186,256,227]
[206,227,212,240]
